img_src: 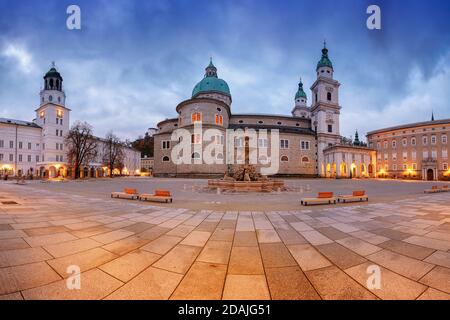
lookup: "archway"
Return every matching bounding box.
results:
[427,169,434,181]
[326,163,331,178]
[49,166,57,178]
[360,164,367,177]
[331,163,337,178]
[368,164,374,177]
[350,163,357,178]
[340,163,347,178]
[83,167,89,178]
[90,167,95,178]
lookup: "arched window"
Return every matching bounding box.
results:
[49,79,54,88]
[259,155,269,165]
[191,152,200,159]
[162,156,170,162]
[327,92,332,101]
[302,156,310,163]
[281,155,289,162]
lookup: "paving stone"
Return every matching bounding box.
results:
[99,250,161,282]
[91,229,134,245]
[424,251,450,268]
[197,240,232,265]
[0,238,30,251]
[316,227,349,240]
[22,269,123,300]
[345,262,427,300]
[106,267,183,300]
[379,240,435,260]
[256,230,281,243]
[404,235,450,251]
[171,262,227,300]
[337,237,382,256]
[233,231,258,247]
[209,228,234,241]
[228,246,265,275]
[141,235,183,255]
[44,238,101,258]
[287,244,332,271]
[306,266,377,300]
[316,243,367,269]
[180,231,211,247]
[367,249,435,281]
[419,266,450,294]
[371,228,412,241]
[222,275,270,300]
[299,230,333,245]
[0,230,28,240]
[153,245,201,274]
[265,266,320,300]
[0,262,61,295]
[0,292,23,300]
[276,229,307,245]
[48,248,118,278]
[417,288,450,300]
[259,243,297,268]
[102,236,151,256]
[0,247,52,268]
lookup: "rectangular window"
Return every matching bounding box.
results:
[56,129,59,136]
[56,143,59,150]
[376,142,381,149]
[18,142,23,149]
[215,135,224,145]
[411,138,416,146]
[191,112,202,123]
[384,141,388,149]
[280,139,289,149]
[384,153,388,161]
[56,118,58,124]
[327,125,333,133]
[412,151,416,161]
[402,138,407,147]
[443,149,448,159]
[392,140,397,148]
[301,141,310,150]
[10,141,14,148]
[0,140,3,148]
[56,155,59,162]
[60,130,63,137]
[235,138,244,148]
[431,150,437,159]
[412,163,417,170]
[393,164,397,171]
[9,154,13,161]
[161,141,170,149]
[423,150,428,159]
[258,138,268,148]
[0,154,3,161]
[402,151,407,160]
[18,154,22,162]
[60,143,63,151]
[36,155,39,162]
[444,163,448,171]
[28,142,31,150]
[442,135,448,144]
[422,136,428,145]
[431,135,437,145]
[60,155,63,162]
[392,152,397,161]
[403,164,407,170]
[27,155,31,162]
[215,114,223,125]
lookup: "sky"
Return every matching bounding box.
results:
[0,0,449,141]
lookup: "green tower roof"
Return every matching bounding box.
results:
[316,44,333,71]
[295,79,307,100]
[44,63,62,79]
[192,59,230,98]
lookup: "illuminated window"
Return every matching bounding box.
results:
[403,164,407,170]
[191,112,202,123]
[215,114,223,125]
[57,110,63,118]
[40,111,45,118]
[412,163,417,170]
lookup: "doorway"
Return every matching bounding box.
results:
[427,169,434,181]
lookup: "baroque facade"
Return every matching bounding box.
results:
[153,45,376,178]
[0,65,140,178]
[367,118,450,181]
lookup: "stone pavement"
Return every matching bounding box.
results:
[0,183,449,300]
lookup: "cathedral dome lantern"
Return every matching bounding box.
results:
[192,58,231,104]
[295,79,307,103]
[292,78,310,118]
[43,62,63,91]
[316,42,334,78]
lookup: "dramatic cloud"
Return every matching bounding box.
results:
[0,0,448,140]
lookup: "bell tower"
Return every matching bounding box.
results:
[35,63,71,167]
[310,43,341,177]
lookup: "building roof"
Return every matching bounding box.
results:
[366,118,450,136]
[295,80,307,100]
[192,59,231,98]
[231,113,311,122]
[317,45,333,71]
[0,118,41,128]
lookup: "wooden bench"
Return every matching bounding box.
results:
[424,186,441,194]
[301,192,337,206]
[140,190,173,203]
[111,188,139,200]
[338,190,369,203]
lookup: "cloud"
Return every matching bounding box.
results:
[1,43,35,74]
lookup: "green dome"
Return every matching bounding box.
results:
[295,80,307,100]
[192,59,231,98]
[44,65,62,79]
[316,47,333,71]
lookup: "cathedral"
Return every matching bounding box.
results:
[0,64,141,178]
[153,44,376,178]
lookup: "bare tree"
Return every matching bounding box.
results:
[102,132,125,177]
[65,121,98,179]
